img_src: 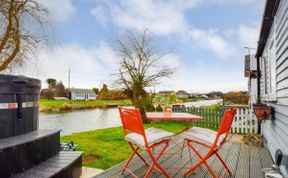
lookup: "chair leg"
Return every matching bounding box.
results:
[122,143,149,175]
[183,142,217,178]
[129,143,149,165]
[180,140,186,157]
[215,151,233,176]
[145,141,170,178]
[121,146,139,174]
[188,144,193,167]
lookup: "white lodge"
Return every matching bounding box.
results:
[70,88,96,100]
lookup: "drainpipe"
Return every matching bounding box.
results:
[256,56,261,104]
[256,56,262,134]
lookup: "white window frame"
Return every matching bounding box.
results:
[262,34,277,102]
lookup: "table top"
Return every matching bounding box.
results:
[146,112,202,121]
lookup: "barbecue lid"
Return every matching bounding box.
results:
[0,74,41,93]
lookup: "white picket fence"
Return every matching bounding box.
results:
[231,108,258,134]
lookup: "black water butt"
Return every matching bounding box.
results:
[0,74,41,139]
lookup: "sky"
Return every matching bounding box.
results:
[19,0,265,93]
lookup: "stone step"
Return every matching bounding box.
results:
[11,151,82,178]
[0,130,60,177]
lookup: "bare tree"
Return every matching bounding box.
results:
[113,30,176,122]
[0,0,49,72]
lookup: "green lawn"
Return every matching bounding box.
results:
[40,99,131,112]
[61,122,185,169]
[206,104,221,110]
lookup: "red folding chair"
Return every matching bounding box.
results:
[118,107,173,178]
[182,108,237,177]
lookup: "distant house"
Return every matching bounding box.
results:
[176,90,189,99]
[199,94,208,99]
[70,88,96,100]
[158,91,174,97]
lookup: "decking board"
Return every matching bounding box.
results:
[95,135,273,178]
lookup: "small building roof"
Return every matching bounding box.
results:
[158,90,175,94]
[176,90,189,95]
[70,88,95,94]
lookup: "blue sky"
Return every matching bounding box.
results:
[24,0,265,92]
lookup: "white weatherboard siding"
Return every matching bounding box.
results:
[261,0,288,176]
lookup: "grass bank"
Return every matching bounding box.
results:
[39,99,131,113]
[61,122,185,169]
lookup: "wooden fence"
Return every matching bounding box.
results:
[172,107,258,134]
[231,108,258,134]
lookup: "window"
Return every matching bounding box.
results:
[261,34,277,101]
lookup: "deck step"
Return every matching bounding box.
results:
[0,130,60,177]
[0,129,60,150]
[11,151,82,178]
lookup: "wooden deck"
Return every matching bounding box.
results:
[95,135,273,178]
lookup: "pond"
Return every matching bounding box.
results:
[39,99,222,135]
[39,108,121,135]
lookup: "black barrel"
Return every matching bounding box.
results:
[0,74,41,139]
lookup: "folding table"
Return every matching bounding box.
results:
[146,112,202,134]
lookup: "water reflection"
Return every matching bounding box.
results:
[39,108,121,135]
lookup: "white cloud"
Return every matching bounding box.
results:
[155,64,247,93]
[91,0,239,58]
[18,42,182,90]
[90,5,108,27]
[92,42,119,66]
[38,0,76,22]
[17,42,119,89]
[91,0,199,35]
[91,0,260,35]
[209,0,261,4]
[238,24,260,49]
[12,40,246,92]
[160,53,181,68]
[188,29,236,58]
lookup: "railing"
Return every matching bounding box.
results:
[185,108,224,130]
[173,107,258,134]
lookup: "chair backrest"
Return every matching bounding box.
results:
[118,107,145,136]
[214,108,237,147]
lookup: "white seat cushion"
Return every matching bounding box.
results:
[125,128,173,148]
[183,127,225,147]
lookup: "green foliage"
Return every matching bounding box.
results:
[223,91,249,105]
[92,88,99,94]
[154,93,177,104]
[99,84,109,99]
[46,78,56,89]
[106,90,127,100]
[55,82,67,97]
